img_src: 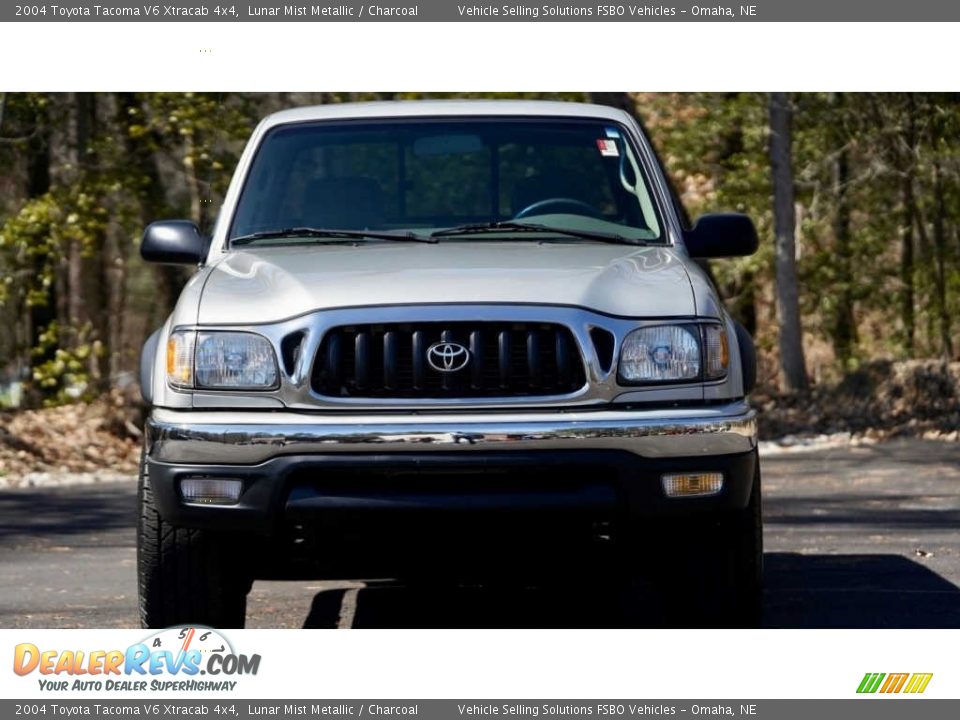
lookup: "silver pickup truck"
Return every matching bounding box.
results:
[138,100,761,628]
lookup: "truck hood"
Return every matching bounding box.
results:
[196,242,696,324]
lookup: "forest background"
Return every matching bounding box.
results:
[1,92,957,479]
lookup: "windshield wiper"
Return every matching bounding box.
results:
[231,227,437,246]
[430,221,635,245]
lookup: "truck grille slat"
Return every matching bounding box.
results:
[412,330,426,390]
[556,330,572,386]
[354,331,370,390]
[313,322,586,399]
[527,330,541,389]
[498,330,511,389]
[325,333,341,389]
[469,330,483,389]
[382,330,398,390]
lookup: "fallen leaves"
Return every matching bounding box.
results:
[0,396,140,484]
[756,360,960,442]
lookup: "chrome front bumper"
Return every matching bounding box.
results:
[145,401,757,465]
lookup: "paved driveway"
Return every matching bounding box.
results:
[1,439,958,628]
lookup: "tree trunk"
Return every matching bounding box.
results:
[932,160,952,358]
[103,227,126,385]
[769,92,808,392]
[74,92,113,390]
[183,132,204,227]
[830,93,857,367]
[68,94,92,342]
[25,95,54,407]
[899,94,917,356]
[900,175,917,356]
[26,100,51,197]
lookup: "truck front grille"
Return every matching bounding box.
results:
[312,322,586,398]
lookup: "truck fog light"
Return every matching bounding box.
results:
[180,478,243,505]
[661,472,723,498]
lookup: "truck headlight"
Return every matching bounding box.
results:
[618,322,729,385]
[618,325,701,384]
[167,330,279,390]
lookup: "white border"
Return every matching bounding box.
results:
[0,22,956,91]
[2,15,959,703]
[3,628,956,699]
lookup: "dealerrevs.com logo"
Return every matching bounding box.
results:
[857,672,933,694]
[13,627,260,692]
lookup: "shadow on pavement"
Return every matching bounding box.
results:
[303,581,631,629]
[300,552,960,629]
[0,484,135,545]
[764,496,960,530]
[764,553,960,628]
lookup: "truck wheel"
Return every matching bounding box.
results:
[631,456,763,628]
[137,453,252,629]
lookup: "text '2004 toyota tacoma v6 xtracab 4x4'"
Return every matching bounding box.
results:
[138,100,762,629]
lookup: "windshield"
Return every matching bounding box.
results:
[229,117,664,245]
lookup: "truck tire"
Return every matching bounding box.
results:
[629,454,763,628]
[137,452,252,629]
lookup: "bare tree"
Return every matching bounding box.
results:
[932,159,952,358]
[830,93,856,367]
[769,92,808,391]
[899,94,918,355]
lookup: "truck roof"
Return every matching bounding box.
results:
[260,99,634,129]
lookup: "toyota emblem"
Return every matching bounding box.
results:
[426,341,470,373]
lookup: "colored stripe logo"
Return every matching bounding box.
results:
[857,672,933,694]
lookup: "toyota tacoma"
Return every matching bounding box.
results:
[138,100,762,628]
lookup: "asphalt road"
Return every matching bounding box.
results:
[2,439,959,628]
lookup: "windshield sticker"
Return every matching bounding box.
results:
[604,127,621,138]
[596,138,619,157]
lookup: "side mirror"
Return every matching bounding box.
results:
[683,213,759,258]
[141,220,210,265]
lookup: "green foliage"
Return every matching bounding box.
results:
[0,186,112,301]
[29,321,103,406]
[0,186,114,405]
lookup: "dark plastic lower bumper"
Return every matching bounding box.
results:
[146,448,758,534]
